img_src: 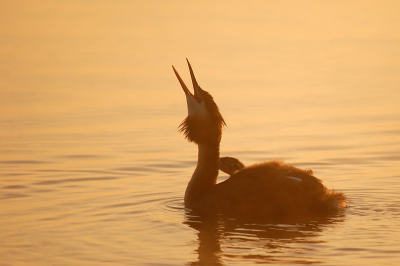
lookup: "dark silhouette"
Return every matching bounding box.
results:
[172,59,346,222]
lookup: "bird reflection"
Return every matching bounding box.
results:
[184,208,345,265]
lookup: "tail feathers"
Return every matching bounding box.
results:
[325,189,347,210]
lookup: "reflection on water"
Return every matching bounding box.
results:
[1,1,400,265]
[184,210,345,265]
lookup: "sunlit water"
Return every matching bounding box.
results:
[1,2,400,265]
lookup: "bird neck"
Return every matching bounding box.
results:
[185,142,220,204]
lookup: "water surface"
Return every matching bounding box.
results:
[1,1,400,265]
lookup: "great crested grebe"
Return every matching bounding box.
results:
[173,59,346,221]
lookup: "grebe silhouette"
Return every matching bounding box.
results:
[173,59,346,221]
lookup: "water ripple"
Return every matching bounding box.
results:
[0,160,47,164]
[34,176,119,185]
[157,197,185,213]
[2,185,28,189]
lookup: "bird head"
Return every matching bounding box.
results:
[172,59,226,145]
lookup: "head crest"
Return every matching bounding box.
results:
[173,60,226,144]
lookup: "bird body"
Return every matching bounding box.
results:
[193,160,345,221]
[172,59,346,221]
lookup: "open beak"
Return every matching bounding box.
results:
[172,59,202,102]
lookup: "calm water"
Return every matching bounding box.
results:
[1,2,400,265]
